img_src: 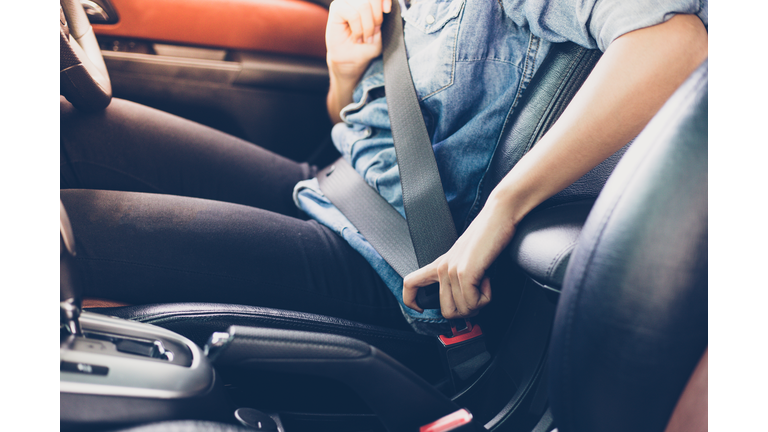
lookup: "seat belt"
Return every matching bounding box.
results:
[319,0,452,309]
[318,1,490,385]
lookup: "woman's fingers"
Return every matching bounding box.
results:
[332,1,363,41]
[479,276,492,307]
[450,265,490,319]
[356,1,375,43]
[369,0,384,27]
[402,263,438,312]
[460,267,490,315]
[330,0,385,44]
[440,278,460,319]
[403,255,492,319]
[446,263,468,318]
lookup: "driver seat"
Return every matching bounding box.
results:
[548,59,708,432]
[94,56,709,432]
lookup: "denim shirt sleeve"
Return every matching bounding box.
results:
[502,0,708,52]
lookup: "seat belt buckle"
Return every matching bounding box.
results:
[437,319,491,385]
[440,319,482,344]
[420,408,477,432]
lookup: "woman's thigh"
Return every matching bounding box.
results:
[60,97,313,217]
[61,189,410,330]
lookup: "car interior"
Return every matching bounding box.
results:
[59,1,708,431]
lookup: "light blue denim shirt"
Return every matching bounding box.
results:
[294,0,708,335]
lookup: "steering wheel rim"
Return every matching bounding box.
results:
[60,0,112,111]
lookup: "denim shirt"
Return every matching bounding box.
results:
[294,0,708,335]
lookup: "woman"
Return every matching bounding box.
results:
[61,0,708,335]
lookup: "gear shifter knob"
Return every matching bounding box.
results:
[61,201,82,336]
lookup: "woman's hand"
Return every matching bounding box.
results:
[326,0,392,80]
[325,0,392,123]
[402,196,518,319]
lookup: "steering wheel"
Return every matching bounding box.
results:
[60,0,112,111]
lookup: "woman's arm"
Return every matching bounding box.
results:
[325,0,392,123]
[403,13,708,318]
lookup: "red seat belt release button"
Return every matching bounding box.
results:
[420,408,474,432]
[439,319,483,346]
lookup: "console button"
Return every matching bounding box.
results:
[60,361,109,376]
[115,339,158,358]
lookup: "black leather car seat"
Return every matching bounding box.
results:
[548,59,708,432]
[99,58,708,432]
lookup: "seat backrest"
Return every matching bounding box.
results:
[548,60,708,432]
[466,42,608,229]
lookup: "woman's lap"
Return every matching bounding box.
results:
[60,97,410,330]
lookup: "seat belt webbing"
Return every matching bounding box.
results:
[318,1,455,309]
[380,0,458,269]
[317,160,418,278]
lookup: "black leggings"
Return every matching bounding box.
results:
[60,97,411,331]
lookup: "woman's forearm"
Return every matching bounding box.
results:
[490,14,708,224]
[326,65,362,124]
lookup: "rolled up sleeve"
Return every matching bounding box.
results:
[503,0,708,51]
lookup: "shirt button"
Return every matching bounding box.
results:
[425,15,435,24]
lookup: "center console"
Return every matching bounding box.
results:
[60,311,238,431]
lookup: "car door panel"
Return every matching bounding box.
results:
[90,0,333,162]
[91,0,327,58]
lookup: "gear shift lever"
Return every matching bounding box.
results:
[61,201,82,336]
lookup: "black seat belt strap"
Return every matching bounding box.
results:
[317,160,418,279]
[380,0,458,269]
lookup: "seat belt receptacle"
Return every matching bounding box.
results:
[438,320,491,382]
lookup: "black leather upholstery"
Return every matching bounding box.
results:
[549,60,708,432]
[214,326,460,432]
[508,200,593,291]
[542,140,631,207]
[91,302,443,382]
